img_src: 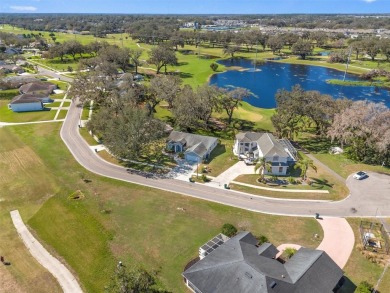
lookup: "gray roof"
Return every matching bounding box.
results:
[236,132,290,158]
[168,131,218,157]
[10,93,46,104]
[19,82,56,95]
[183,232,343,293]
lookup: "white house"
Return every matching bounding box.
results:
[167,131,218,163]
[233,132,297,176]
[8,94,47,112]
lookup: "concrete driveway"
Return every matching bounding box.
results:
[213,161,255,185]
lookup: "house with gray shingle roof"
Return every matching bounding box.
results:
[233,132,297,175]
[19,81,57,96]
[8,94,46,112]
[183,232,344,293]
[167,131,218,163]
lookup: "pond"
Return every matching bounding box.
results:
[209,58,390,108]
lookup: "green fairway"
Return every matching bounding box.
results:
[2,122,324,292]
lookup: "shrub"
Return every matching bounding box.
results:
[257,235,269,245]
[201,174,209,182]
[210,62,219,72]
[221,223,237,237]
[355,281,373,293]
[283,247,297,259]
[288,176,295,184]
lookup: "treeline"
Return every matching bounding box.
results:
[1,14,390,32]
[272,85,390,165]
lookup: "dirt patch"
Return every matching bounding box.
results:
[0,266,25,293]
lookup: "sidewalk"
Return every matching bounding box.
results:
[10,210,83,293]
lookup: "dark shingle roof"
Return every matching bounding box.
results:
[10,93,47,104]
[183,232,343,293]
[19,82,56,95]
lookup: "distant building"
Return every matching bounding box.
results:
[183,232,344,293]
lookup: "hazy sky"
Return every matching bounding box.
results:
[0,0,389,14]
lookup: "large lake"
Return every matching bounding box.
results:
[209,58,390,108]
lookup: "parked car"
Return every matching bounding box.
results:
[244,158,255,165]
[353,171,367,180]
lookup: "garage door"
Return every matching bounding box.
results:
[185,153,201,163]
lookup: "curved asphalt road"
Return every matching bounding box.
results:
[60,98,390,217]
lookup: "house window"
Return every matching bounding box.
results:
[245,143,249,147]
[273,155,279,162]
[279,167,283,173]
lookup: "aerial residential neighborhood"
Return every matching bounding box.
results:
[0,1,390,293]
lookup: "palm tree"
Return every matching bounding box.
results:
[294,158,317,181]
[254,157,272,182]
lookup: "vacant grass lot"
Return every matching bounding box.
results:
[0,127,62,293]
[1,123,324,292]
[297,134,390,178]
[0,100,56,122]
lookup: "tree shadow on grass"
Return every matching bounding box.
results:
[207,144,227,163]
[298,136,333,154]
[308,177,334,189]
[178,72,193,79]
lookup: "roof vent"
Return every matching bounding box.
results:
[270,281,277,288]
[245,272,253,279]
[282,274,285,278]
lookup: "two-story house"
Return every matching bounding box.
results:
[233,132,297,176]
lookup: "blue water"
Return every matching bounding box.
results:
[209,59,390,108]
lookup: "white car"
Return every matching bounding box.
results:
[353,171,367,180]
[244,158,255,165]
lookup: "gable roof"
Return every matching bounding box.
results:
[19,82,57,95]
[10,93,46,104]
[236,132,290,158]
[168,131,218,157]
[183,232,343,293]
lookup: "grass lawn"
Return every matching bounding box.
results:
[56,110,68,120]
[1,122,324,292]
[79,127,99,145]
[0,88,20,99]
[0,127,63,293]
[0,100,56,122]
[297,134,390,178]
[199,140,238,176]
[47,101,62,107]
[229,182,336,200]
[62,101,71,107]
